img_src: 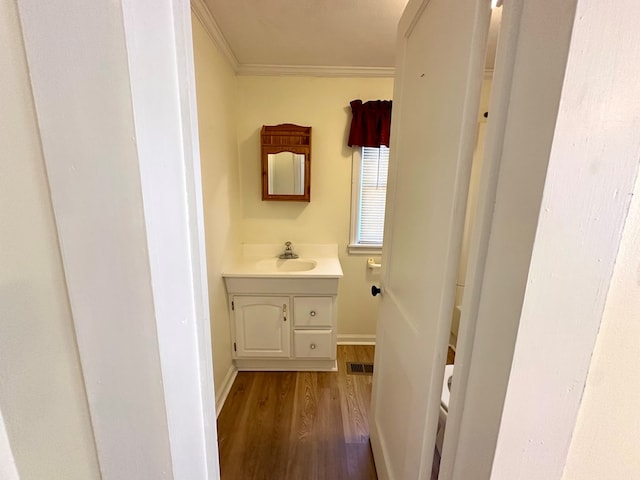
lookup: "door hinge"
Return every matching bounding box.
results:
[231,301,234,311]
[233,342,237,352]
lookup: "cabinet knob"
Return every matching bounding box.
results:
[310,343,316,350]
[310,310,316,317]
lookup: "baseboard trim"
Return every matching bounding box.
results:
[337,334,377,345]
[234,359,337,372]
[215,364,238,417]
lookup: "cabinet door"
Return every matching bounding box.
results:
[233,296,290,358]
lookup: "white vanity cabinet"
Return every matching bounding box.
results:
[228,292,338,371]
[222,243,343,371]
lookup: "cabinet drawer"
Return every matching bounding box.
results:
[293,296,333,327]
[294,330,334,359]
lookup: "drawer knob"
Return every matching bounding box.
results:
[310,310,316,317]
[310,343,316,350]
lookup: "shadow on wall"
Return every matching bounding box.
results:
[341,106,354,158]
[0,284,101,478]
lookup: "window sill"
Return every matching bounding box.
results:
[348,243,383,255]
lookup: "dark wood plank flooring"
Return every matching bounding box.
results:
[217,345,377,480]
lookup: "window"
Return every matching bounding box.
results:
[349,146,389,253]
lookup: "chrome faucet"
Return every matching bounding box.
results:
[278,241,299,259]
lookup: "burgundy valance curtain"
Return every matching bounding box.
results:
[347,99,392,148]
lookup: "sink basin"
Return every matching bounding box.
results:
[223,244,343,282]
[255,258,318,273]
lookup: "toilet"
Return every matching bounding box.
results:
[436,363,455,456]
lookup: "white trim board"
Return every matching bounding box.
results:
[215,366,238,418]
[337,334,376,345]
[234,359,338,371]
[0,411,18,480]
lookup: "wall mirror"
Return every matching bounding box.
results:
[261,124,311,202]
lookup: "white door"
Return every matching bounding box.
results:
[369,1,491,478]
[232,296,291,358]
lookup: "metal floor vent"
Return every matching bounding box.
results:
[346,362,374,375]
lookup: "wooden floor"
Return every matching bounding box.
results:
[217,345,377,480]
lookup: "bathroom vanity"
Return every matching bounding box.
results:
[222,244,343,371]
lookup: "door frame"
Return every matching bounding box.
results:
[440,0,640,479]
[441,0,581,477]
[16,0,220,478]
[14,0,640,478]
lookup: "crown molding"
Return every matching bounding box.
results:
[189,0,491,80]
[190,0,239,71]
[236,64,395,77]
[190,0,395,78]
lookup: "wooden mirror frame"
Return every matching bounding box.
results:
[261,124,311,202]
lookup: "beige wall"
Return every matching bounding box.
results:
[192,14,242,395]
[562,166,640,478]
[0,1,101,478]
[236,76,394,336]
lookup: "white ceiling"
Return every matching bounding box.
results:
[200,0,501,74]
[202,0,408,70]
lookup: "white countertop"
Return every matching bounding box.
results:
[222,244,344,279]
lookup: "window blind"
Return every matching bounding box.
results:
[357,146,389,245]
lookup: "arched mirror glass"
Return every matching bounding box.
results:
[267,151,306,195]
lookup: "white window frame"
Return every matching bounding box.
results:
[348,146,389,255]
